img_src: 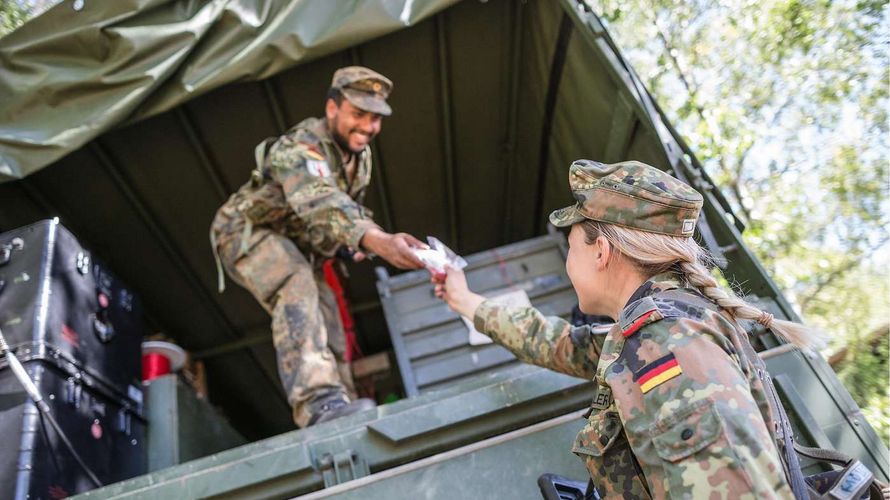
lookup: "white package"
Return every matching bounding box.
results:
[413,237,467,275]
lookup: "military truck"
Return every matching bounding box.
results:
[0,0,886,498]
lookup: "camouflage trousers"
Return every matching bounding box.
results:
[215,225,356,427]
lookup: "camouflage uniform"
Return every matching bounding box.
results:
[210,67,392,427]
[472,160,793,498]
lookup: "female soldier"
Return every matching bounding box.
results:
[434,160,819,499]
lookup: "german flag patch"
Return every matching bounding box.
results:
[304,148,326,161]
[634,353,682,394]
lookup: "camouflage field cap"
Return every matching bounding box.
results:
[549,160,703,237]
[331,66,393,116]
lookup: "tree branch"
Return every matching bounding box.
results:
[727,180,754,223]
[641,0,738,194]
[828,323,889,368]
[799,235,890,309]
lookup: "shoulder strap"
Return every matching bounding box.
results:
[732,323,810,500]
[254,137,277,169]
[650,288,810,499]
[250,137,279,187]
[736,321,889,500]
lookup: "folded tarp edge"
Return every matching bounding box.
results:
[0,0,460,181]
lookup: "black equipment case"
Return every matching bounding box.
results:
[0,219,146,499]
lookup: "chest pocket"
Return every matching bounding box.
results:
[572,410,652,499]
[652,397,722,462]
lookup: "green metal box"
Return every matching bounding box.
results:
[144,374,246,472]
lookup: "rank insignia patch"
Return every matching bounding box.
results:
[306,159,331,178]
[634,353,682,394]
[622,309,656,337]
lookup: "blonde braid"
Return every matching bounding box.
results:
[581,220,821,350]
[678,261,819,349]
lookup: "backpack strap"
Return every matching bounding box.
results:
[794,442,855,467]
[635,289,887,499]
[251,137,277,186]
[732,320,889,500]
[210,227,225,292]
[211,137,277,293]
[652,288,808,499]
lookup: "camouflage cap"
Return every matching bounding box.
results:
[331,66,393,116]
[549,160,703,237]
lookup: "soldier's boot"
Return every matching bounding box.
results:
[306,394,376,426]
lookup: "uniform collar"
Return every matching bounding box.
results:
[624,281,653,309]
[617,278,680,333]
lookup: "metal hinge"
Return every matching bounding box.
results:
[318,449,369,487]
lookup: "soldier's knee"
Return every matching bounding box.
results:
[275,266,318,302]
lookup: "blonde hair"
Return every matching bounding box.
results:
[580,220,819,349]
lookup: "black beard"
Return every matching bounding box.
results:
[329,117,367,155]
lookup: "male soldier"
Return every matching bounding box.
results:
[211,66,425,427]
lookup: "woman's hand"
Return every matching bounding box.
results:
[432,267,486,319]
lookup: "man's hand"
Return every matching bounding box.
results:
[360,228,426,269]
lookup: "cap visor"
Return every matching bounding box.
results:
[342,90,392,116]
[549,205,586,227]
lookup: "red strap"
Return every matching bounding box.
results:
[622,309,656,337]
[322,260,362,362]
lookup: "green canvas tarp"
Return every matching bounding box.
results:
[0,0,457,181]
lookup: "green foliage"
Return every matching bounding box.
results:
[588,0,889,443]
[0,0,62,39]
[0,1,31,38]
[836,323,889,444]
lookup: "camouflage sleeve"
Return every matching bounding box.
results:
[473,300,601,379]
[269,139,377,252]
[634,314,792,498]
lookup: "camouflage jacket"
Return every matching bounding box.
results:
[473,280,793,499]
[212,117,379,259]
